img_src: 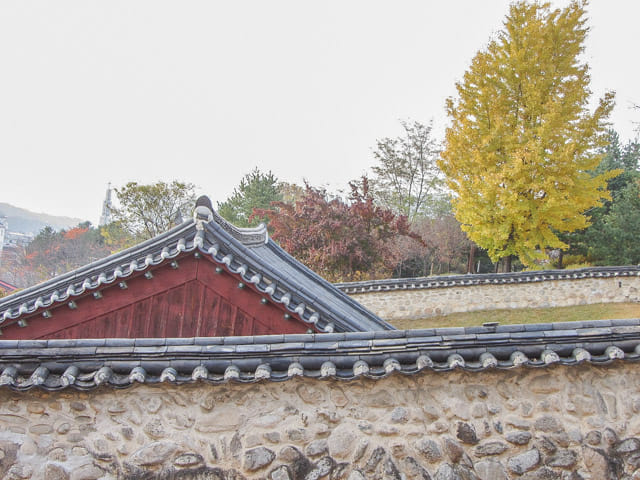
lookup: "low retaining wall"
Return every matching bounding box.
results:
[1,363,640,479]
[338,266,640,321]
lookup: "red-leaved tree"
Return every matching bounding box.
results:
[253,178,419,282]
[0,224,110,288]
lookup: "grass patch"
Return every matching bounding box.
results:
[390,302,640,330]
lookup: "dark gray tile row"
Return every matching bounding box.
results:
[0,318,637,353]
[1,319,639,390]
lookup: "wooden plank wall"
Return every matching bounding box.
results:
[3,255,313,339]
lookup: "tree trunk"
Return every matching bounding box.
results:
[467,244,477,274]
[558,250,564,269]
[505,255,512,272]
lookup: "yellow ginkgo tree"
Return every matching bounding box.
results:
[439,0,617,269]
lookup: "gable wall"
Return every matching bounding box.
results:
[1,362,639,479]
[1,255,311,340]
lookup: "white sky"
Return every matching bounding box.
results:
[0,1,638,226]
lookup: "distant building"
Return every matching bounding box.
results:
[0,217,34,267]
[0,216,7,259]
[4,231,33,249]
[99,183,114,226]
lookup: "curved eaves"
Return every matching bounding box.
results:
[0,341,636,392]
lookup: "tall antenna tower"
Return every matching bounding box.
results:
[99,183,114,226]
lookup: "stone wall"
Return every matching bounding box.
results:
[2,362,640,479]
[347,275,640,322]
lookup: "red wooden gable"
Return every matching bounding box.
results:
[1,254,316,340]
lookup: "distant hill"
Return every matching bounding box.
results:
[0,202,86,235]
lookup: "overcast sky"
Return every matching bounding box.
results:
[0,1,638,226]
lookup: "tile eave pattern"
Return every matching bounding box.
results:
[1,318,638,391]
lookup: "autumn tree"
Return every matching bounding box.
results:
[217,169,283,227]
[113,181,196,240]
[0,223,110,287]
[394,214,472,277]
[439,1,616,269]
[254,178,416,282]
[371,120,443,221]
[99,221,137,254]
[0,248,37,289]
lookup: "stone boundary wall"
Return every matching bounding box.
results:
[2,363,640,479]
[337,266,640,321]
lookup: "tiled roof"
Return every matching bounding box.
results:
[1,318,638,390]
[336,266,640,293]
[0,197,393,334]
